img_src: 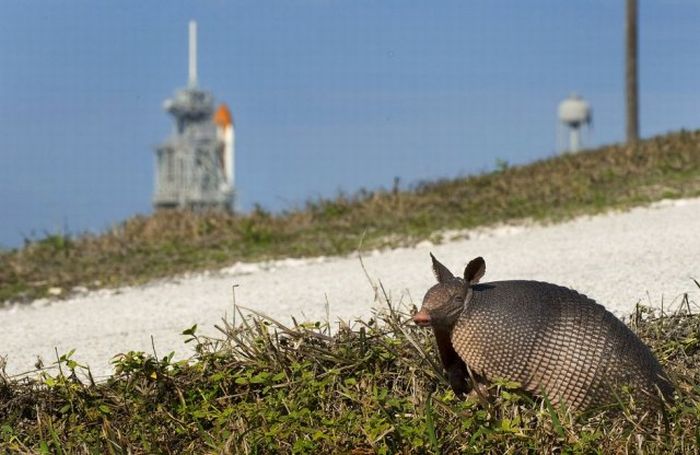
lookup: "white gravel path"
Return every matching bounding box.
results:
[2,198,699,380]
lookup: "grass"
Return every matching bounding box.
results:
[1,296,699,453]
[1,129,700,303]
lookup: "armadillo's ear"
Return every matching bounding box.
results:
[464,257,486,285]
[430,253,454,283]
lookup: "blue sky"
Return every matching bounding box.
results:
[1,1,698,248]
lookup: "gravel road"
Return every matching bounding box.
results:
[2,198,698,379]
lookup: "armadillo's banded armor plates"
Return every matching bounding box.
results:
[450,281,672,411]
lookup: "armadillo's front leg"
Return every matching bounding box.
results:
[433,327,470,396]
[446,362,470,396]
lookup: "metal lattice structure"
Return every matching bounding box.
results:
[153,21,234,211]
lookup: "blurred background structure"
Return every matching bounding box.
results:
[558,94,592,153]
[154,21,235,211]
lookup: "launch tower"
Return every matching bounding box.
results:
[153,21,235,211]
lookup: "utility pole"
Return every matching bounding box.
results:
[625,0,639,143]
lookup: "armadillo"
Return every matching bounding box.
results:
[413,254,673,411]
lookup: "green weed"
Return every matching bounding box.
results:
[1,302,698,453]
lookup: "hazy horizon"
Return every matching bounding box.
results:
[1,1,699,248]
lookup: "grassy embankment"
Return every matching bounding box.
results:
[1,129,699,303]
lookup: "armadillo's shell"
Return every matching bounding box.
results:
[450,280,673,411]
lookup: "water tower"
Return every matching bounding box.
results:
[558,93,592,153]
[153,21,235,211]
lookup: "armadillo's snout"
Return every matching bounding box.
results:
[413,310,432,327]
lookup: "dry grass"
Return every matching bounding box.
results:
[2,129,699,304]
